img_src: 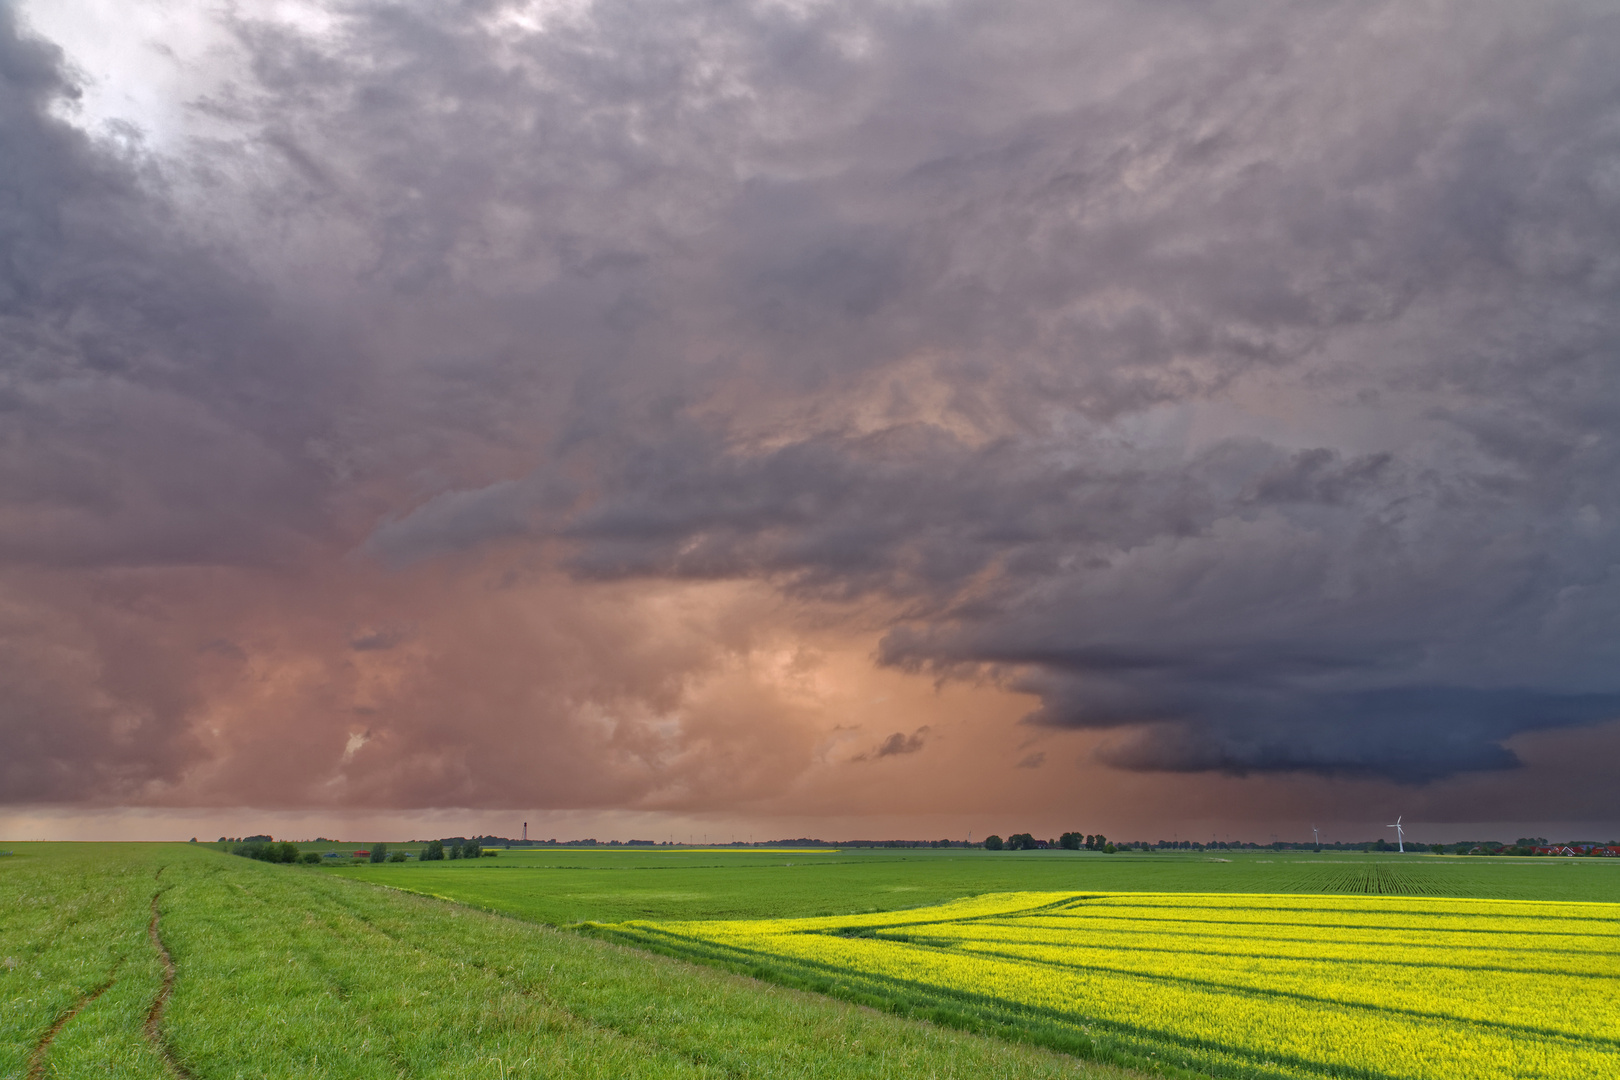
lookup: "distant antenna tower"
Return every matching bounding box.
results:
[523,822,527,842]
[1387,815,1406,853]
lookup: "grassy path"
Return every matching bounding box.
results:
[4,844,1138,1079]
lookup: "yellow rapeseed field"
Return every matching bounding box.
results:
[613,892,1620,1079]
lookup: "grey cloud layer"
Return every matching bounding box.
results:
[4,0,1620,809]
[356,1,1620,781]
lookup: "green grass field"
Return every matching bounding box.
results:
[330,846,1620,925]
[3,844,1136,1079]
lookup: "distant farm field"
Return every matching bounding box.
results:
[601,890,1620,1080]
[335,846,1620,926]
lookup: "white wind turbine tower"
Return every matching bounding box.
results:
[1387,815,1406,853]
[1312,825,1320,848]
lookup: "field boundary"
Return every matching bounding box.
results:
[586,922,1288,1080]
[313,881,951,1079]
[587,890,1620,1080]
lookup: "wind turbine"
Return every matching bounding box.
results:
[1387,815,1405,853]
[1312,825,1320,849]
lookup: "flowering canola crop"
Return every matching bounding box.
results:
[608,892,1620,1079]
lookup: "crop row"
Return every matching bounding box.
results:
[611,891,1619,1080]
[1275,865,1447,896]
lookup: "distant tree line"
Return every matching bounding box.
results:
[416,840,492,860]
[229,840,321,865]
[981,833,1123,852]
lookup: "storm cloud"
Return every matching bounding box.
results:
[4,0,1620,824]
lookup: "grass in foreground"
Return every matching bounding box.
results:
[600,891,1620,1080]
[3,844,1138,1079]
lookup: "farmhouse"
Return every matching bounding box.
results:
[1529,844,1620,856]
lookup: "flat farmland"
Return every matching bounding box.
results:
[603,891,1620,1080]
[352,848,1620,1078]
[2,844,1138,1079]
[333,846,1620,925]
[10,845,1619,1078]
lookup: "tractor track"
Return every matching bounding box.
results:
[25,965,121,1080]
[144,870,195,1079]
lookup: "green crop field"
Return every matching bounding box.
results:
[339,847,1620,1079]
[3,843,1135,1079]
[601,891,1620,1080]
[331,846,1620,925]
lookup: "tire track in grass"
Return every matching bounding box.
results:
[25,964,121,1080]
[144,870,195,1079]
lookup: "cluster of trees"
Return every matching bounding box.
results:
[1059,832,1112,850]
[417,840,493,860]
[367,844,408,863]
[230,840,320,865]
[981,832,1119,852]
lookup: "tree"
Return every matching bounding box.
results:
[460,841,481,859]
[231,839,301,863]
[420,840,445,861]
[1006,833,1039,850]
[1059,832,1083,850]
[983,834,1004,850]
[370,843,389,864]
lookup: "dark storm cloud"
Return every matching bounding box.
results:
[0,8,348,574]
[858,726,930,761]
[5,0,1620,810]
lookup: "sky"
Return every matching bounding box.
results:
[4,0,1620,844]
